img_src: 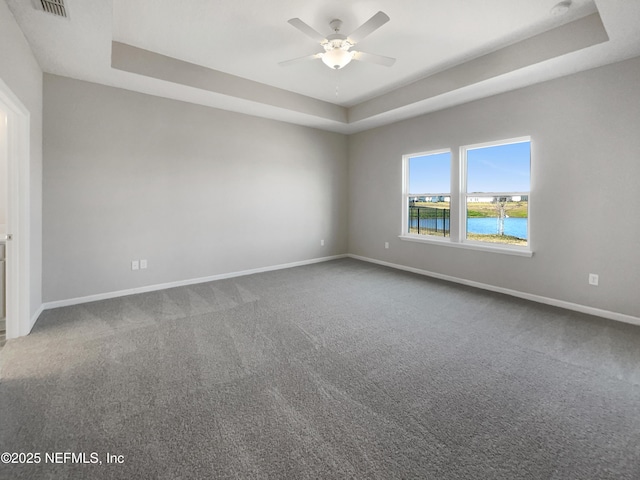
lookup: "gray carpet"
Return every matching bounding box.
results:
[1,258,640,479]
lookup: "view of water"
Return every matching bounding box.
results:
[409,217,527,239]
[467,217,527,239]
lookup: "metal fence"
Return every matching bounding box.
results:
[408,206,450,237]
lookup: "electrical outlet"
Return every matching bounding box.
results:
[140,259,148,269]
[131,260,139,271]
[588,273,599,286]
[320,239,325,246]
[385,242,389,249]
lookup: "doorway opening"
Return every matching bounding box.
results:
[0,77,31,341]
[0,106,6,345]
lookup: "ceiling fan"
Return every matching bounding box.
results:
[279,11,396,70]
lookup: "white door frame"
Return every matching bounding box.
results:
[0,78,31,339]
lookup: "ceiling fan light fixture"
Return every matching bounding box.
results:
[281,12,394,70]
[321,48,353,70]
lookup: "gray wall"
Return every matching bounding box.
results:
[41,56,640,319]
[348,56,640,318]
[43,75,348,302]
[0,0,43,319]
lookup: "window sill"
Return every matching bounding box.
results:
[398,234,533,257]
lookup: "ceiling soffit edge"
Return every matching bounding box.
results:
[349,12,608,122]
[111,12,608,130]
[111,41,348,124]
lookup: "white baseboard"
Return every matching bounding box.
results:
[29,304,44,333]
[348,254,640,327]
[42,254,348,311]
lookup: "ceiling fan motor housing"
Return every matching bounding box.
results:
[329,19,343,32]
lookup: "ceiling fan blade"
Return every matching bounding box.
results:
[352,51,396,67]
[287,18,327,43]
[347,11,390,44]
[278,53,322,67]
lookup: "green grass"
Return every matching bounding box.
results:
[410,201,527,218]
[408,228,449,237]
[412,202,450,209]
[466,233,527,246]
[409,230,525,245]
[467,201,528,218]
[409,203,450,220]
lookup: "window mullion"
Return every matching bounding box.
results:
[454,146,466,243]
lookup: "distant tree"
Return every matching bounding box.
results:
[493,196,523,235]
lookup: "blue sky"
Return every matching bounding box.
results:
[467,141,530,193]
[409,141,530,194]
[409,152,451,194]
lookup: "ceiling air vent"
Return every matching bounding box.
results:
[37,0,68,18]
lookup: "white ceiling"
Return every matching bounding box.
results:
[6,0,640,133]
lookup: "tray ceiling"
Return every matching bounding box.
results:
[6,0,640,133]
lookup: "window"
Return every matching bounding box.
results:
[402,150,451,238]
[401,137,532,256]
[462,139,530,247]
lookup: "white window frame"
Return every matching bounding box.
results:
[401,149,451,242]
[400,137,532,257]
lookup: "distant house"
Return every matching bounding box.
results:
[410,195,449,204]
[467,195,528,202]
[467,196,495,203]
